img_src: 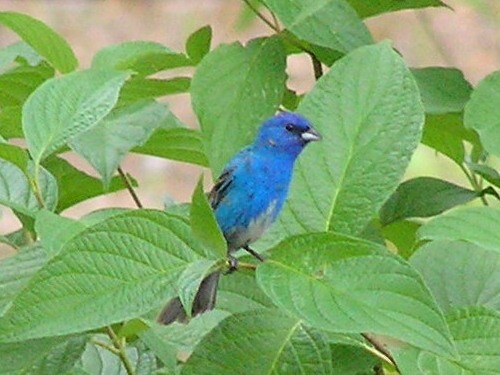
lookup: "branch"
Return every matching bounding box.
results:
[117,166,143,208]
[106,326,136,375]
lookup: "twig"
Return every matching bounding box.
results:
[242,0,278,31]
[117,166,143,208]
[361,333,400,373]
[459,163,489,206]
[106,326,136,375]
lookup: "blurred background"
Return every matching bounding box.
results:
[0,0,499,258]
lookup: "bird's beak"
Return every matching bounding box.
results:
[301,127,322,142]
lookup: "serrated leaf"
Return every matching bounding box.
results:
[23,69,129,164]
[417,207,500,253]
[191,37,286,175]
[133,127,209,167]
[256,233,456,357]
[410,241,500,313]
[0,63,54,107]
[0,335,87,375]
[464,71,500,158]
[412,67,472,114]
[261,41,424,247]
[0,210,210,342]
[70,100,168,186]
[348,0,447,18]
[0,159,57,217]
[380,177,479,226]
[0,244,47,316]
[43,157,130,213]
[182,309,337,375]
[264,0,373,53]
[0,12,77,73]
[35,209,86,257]
[119,77,190,103]
[190,178,226,257]
[92,41,192,76]
[186,25,212,64]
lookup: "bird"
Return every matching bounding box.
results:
[157,111,321,325]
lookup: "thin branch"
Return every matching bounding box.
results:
[361,333,400,373]
[460,163,489,206]
[106,326,136,375]
[242,0,278,31]
[117,166,143,208]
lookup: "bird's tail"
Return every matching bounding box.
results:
[157,271,221,325]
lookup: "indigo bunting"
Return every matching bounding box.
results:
[158,111,321,324]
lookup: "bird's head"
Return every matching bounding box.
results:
[254,112,321,157]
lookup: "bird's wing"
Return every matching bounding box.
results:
[208,165,236,210]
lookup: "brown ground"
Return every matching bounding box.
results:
[1,0,499,258]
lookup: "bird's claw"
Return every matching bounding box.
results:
[224,256,239,274]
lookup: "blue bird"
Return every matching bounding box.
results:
[158,111,321,324]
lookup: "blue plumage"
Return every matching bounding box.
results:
[158,111,321,324]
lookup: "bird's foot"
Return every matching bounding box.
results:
[243,245,266,262]
[224,256,239,274]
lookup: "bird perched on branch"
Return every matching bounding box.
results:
[157,111,321,324]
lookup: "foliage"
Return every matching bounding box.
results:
[0,2,499,374]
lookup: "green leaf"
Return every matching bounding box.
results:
[0,63,54,107]
[70,100,169,186]
[347,0,447,18]
[0,105,23,139]
[381,219,421,258]
[422,113,466,164]
[0,244,47,316]
[133,127,209,167]
[191,37,286,175]
[412,67,472,114]
[0,335,87,375]
[263,41,424,245]
[35,209,86,258]
[178,259,220,318]
[263,0,373,53]
[92,41,192,76]
[43,157,131,212]
[0,210,210,342]
[0,143,28,171]
[190,178,226,257]
[464,71,500,158]
[186,25,212,64]
[0,41,43,69]
[23,69,130,165]
[380,177,479,226]
[256,233,456,357]
[182,309,337,375]
[0,159,57,217]
[417,207,500,253]
[0,11,77,73]
[119,77,190,103]
[466,161,500,189]
[410,241,500,313]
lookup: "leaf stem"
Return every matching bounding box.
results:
[106,326,136,375]
[460,163,489,206]
[29,165,46,209]
[361,333,400,373]
[117,166,143,208]
[242,0,278,31]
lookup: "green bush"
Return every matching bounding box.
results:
[0,2,499,374]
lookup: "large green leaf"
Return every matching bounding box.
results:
[133,127,209,167]
[191,37,286,175]
[256,233,455,357]
[347,0,446,18]
[182,309,337,375]
[92,41,192,76]
[262,41,424,246]
[0,244,46,316]
[412,67,472,114]
[42,157,131,213]
[410,241,500,313]
[0,11,77,73]
[22,69,129,165]
[0,159,57,217]
[380,177,479,226]
[0,63,54,107]
[417,207,500,253]
[264,0,373,53]
[70,100,169,186]
[0,210,210,342]
[464,71,500,158]
[0,335,87,375]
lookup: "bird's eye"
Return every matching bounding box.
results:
[285,123,294,132]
